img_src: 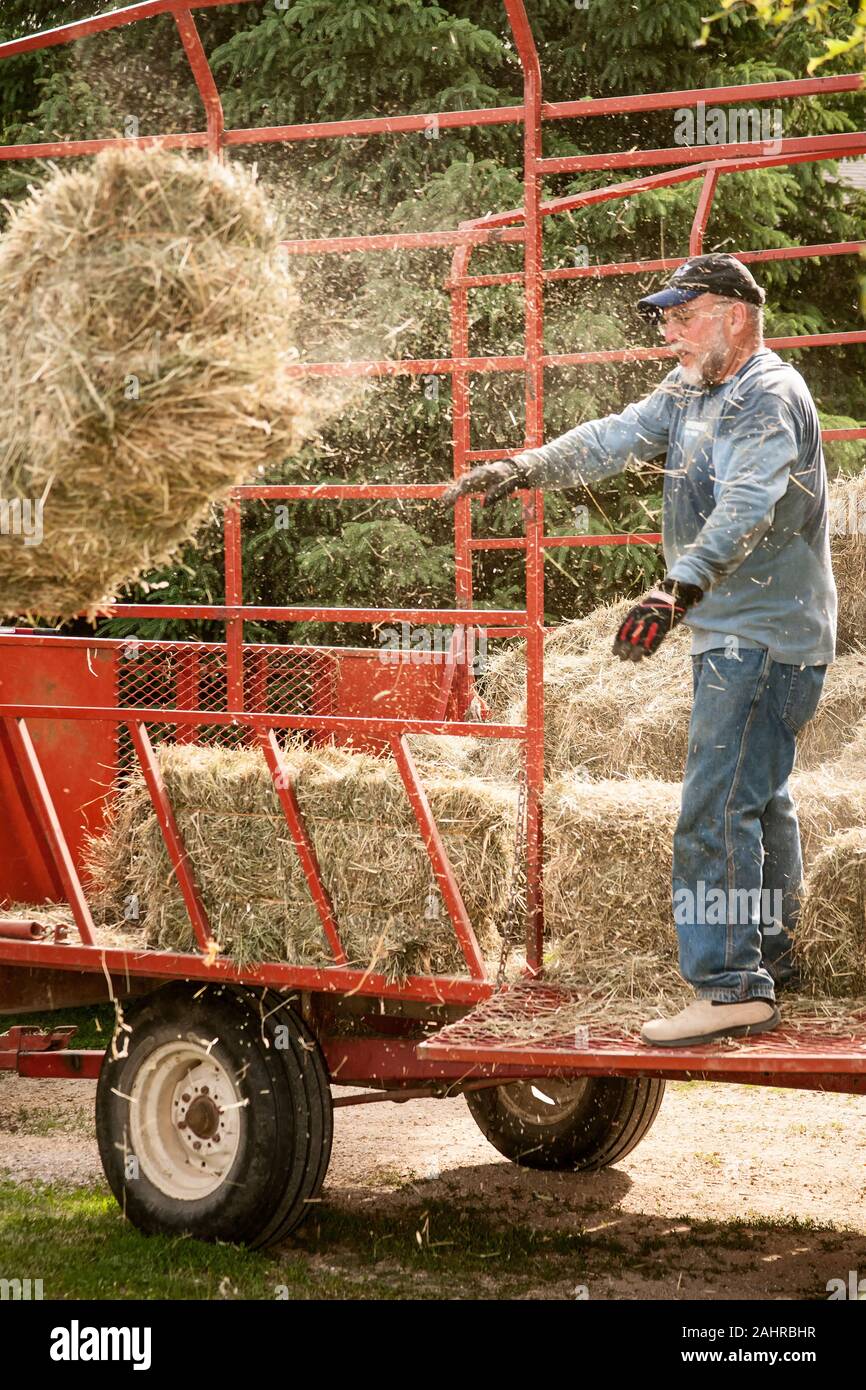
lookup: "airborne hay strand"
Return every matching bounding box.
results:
[86,741,516,981]
[0,145,317,622]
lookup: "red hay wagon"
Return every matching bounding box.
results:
[1,1,865,1247]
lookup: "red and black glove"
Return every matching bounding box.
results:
[442,457,537,510]
[612,576,703,662]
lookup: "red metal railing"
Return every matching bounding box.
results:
[0,1,864,998]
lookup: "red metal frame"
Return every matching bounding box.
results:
[0,1,864,1090]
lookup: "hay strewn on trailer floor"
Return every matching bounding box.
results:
[0,901,147,952]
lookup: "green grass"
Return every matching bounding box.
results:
[0,1183,348,1300]
[0,1005,114,1051]
[0,1181,624,1300]
[0,1181,858,1300]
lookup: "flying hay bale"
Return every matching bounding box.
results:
[0,145,317,622]
[830,473,866,653]
[86,742,516,980]
[795,828,866,997]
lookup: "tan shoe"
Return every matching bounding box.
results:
[640,998,780,1048]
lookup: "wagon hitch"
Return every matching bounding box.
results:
[0,1024,101,1078]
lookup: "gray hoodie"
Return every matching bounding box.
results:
[514,348,836,666]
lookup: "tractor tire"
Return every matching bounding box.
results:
[95,982,332,1247]
[465,1075,665,1171]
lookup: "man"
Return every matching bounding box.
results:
[443,253,836,1048]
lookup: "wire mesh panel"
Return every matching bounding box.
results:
[116,641,339,772]
[244,645,338,721]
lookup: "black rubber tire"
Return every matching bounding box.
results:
[465,1075,665,1172]
[234,989,333,1248]
[95,982,331,1247]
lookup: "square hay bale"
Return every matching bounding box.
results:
[791,768,866,866]
[86,742,517,981]
[533,763,866,1024]
[0,145,328,622]
[471,616,694,781]
[830,473,866,654]
[796,828,866,997]
[796,654,866,769]
[540,776,684,1012]
[472,613,866,782]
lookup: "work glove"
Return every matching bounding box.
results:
[442,456,539,509]
[612,576,703,662]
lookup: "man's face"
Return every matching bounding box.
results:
[661,294,736,387]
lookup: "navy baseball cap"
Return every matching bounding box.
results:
[637,253,766,320]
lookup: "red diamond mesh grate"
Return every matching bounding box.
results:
[115,641,338,771]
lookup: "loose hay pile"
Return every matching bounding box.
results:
[86,742,516,980]
[0,145,317,621]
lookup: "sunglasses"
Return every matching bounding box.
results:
[660,301,735,331]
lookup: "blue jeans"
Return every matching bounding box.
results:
[673,647,827,1003]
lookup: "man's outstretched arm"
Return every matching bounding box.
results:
[442,376,678,508]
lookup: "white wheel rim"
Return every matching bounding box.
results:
[497,1077,590,1127]
[128,1040,245,1200]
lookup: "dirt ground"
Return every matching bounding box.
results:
[1,1069,865,1300]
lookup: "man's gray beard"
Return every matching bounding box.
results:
[680,336,729,388]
